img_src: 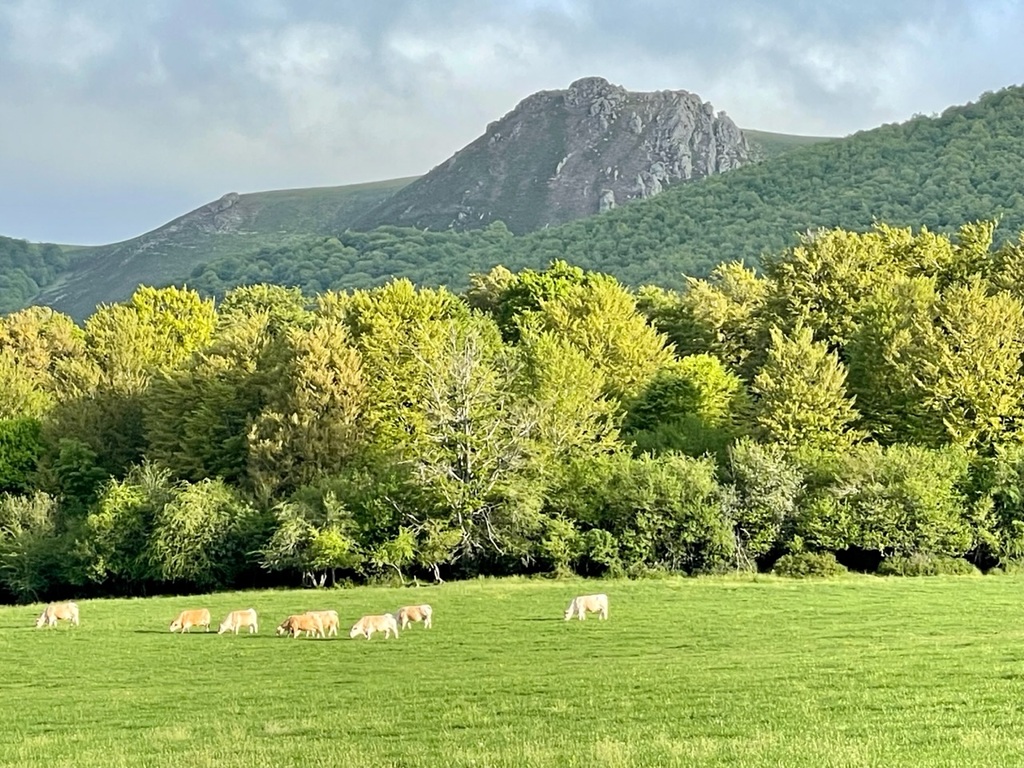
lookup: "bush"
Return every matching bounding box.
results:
[984,559,1024,576]
[877,553,980,577]
[771,551,848,578]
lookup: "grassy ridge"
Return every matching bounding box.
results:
[2,576,1024,766]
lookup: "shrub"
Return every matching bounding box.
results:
[771,551,847,579]
[877,553,980,577]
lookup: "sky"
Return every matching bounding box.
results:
[2,0,1023,245]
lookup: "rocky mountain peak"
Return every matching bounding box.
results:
[355,77,751,234]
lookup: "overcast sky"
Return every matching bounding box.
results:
[3,0,1022,245]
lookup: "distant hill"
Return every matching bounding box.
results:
[742,129,834,160]
[178,86,1024,300]
[28,178,414,320]
[354,77,752,235]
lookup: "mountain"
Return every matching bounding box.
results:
[178,85,1024,301]
[355,77,752,235]
[28,177,414,321]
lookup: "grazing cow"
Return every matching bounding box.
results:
[276,613,325,639]
[349,613,399,640]
[169,608,211,633]
[564,593,609,621]
[218,608,259,635]
[304,610,339,637]
[397,604,433,630]
[35,601,79,628]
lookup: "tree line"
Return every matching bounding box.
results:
[4,220,1024,602]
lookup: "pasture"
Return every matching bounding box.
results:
[2,575,1024,767]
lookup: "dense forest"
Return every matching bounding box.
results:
[4,219,1024,603]
[182,86,1024,299]
[0,236,68,315]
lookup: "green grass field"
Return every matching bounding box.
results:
[2,575,1023,767]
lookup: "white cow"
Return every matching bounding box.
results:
[304,610,340,638]
[396,604,432,630]
[36,601,79,628]
[169,608,211,633]
[218,608,259,635]
[564,593,609,621]
[349,613,399,640]
[276,613,325,639]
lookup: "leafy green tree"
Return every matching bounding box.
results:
[246,318,370,500]
[752,325,861,451]
[0,306,94,415]
[145,312,276,485]
[146,478,264,588]
[343,279,472,455]
[849,276,1024,448]
[516,329,619,466]
[624,354,749,456]
[410,319,544,567]
[259,491,364,587]
[792,444,981,559]
[81,463,175,589]
[216,283,311,334]
[550,452,733,575]
[0,418,44,494]
[639,261,768,375]
[0,491,66,602]
[723,438,803,566]
[527,273,674,403]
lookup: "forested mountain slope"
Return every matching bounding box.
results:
[184,86,1024,299]
[26,177,414,320]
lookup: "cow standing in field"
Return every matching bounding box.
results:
[397,604,432,630]
[169,608,211,633]
[564,593,609,621]
[276,614,325,639]
[304,610,339,637]
[349,613,399,640]
[35,601,79,628]
[218,608,259,635]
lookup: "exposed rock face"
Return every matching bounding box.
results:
[355,76,750,234]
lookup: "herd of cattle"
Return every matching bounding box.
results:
[32,592,610,636]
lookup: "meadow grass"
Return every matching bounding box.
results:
[2,575,1024,767]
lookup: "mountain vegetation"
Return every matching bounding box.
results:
[23,177,415,320]
[4,218,1024,601]
[182,85,1024,301]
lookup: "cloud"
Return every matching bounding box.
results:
[0,0,1021,244]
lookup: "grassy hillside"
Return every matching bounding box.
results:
[181,86,1024,300]
[3,575,1024,766]
[29,177,415,321]
[743,128,835,159]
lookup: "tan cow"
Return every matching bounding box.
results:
[218,608,259,635]
[304,610,339,637]
[169,608,211,633]
[35,601,79,628]
[397,604,432,630]
[276,613,325,639]
[349,613,399,640]
[564,593,609,621]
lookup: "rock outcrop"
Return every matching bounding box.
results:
[355,76,750,234]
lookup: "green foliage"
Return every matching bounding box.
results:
[876,554,981,577]
[551,452,734,574]
[792,444,978,558]
[0,236,67,314]
[625,354,749,457]
[752,325,861,451]
[0,418,43,494]
[0,491,66,601]
[146,478,264,588]
[724,438,803,563]
[770,552,847,578]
